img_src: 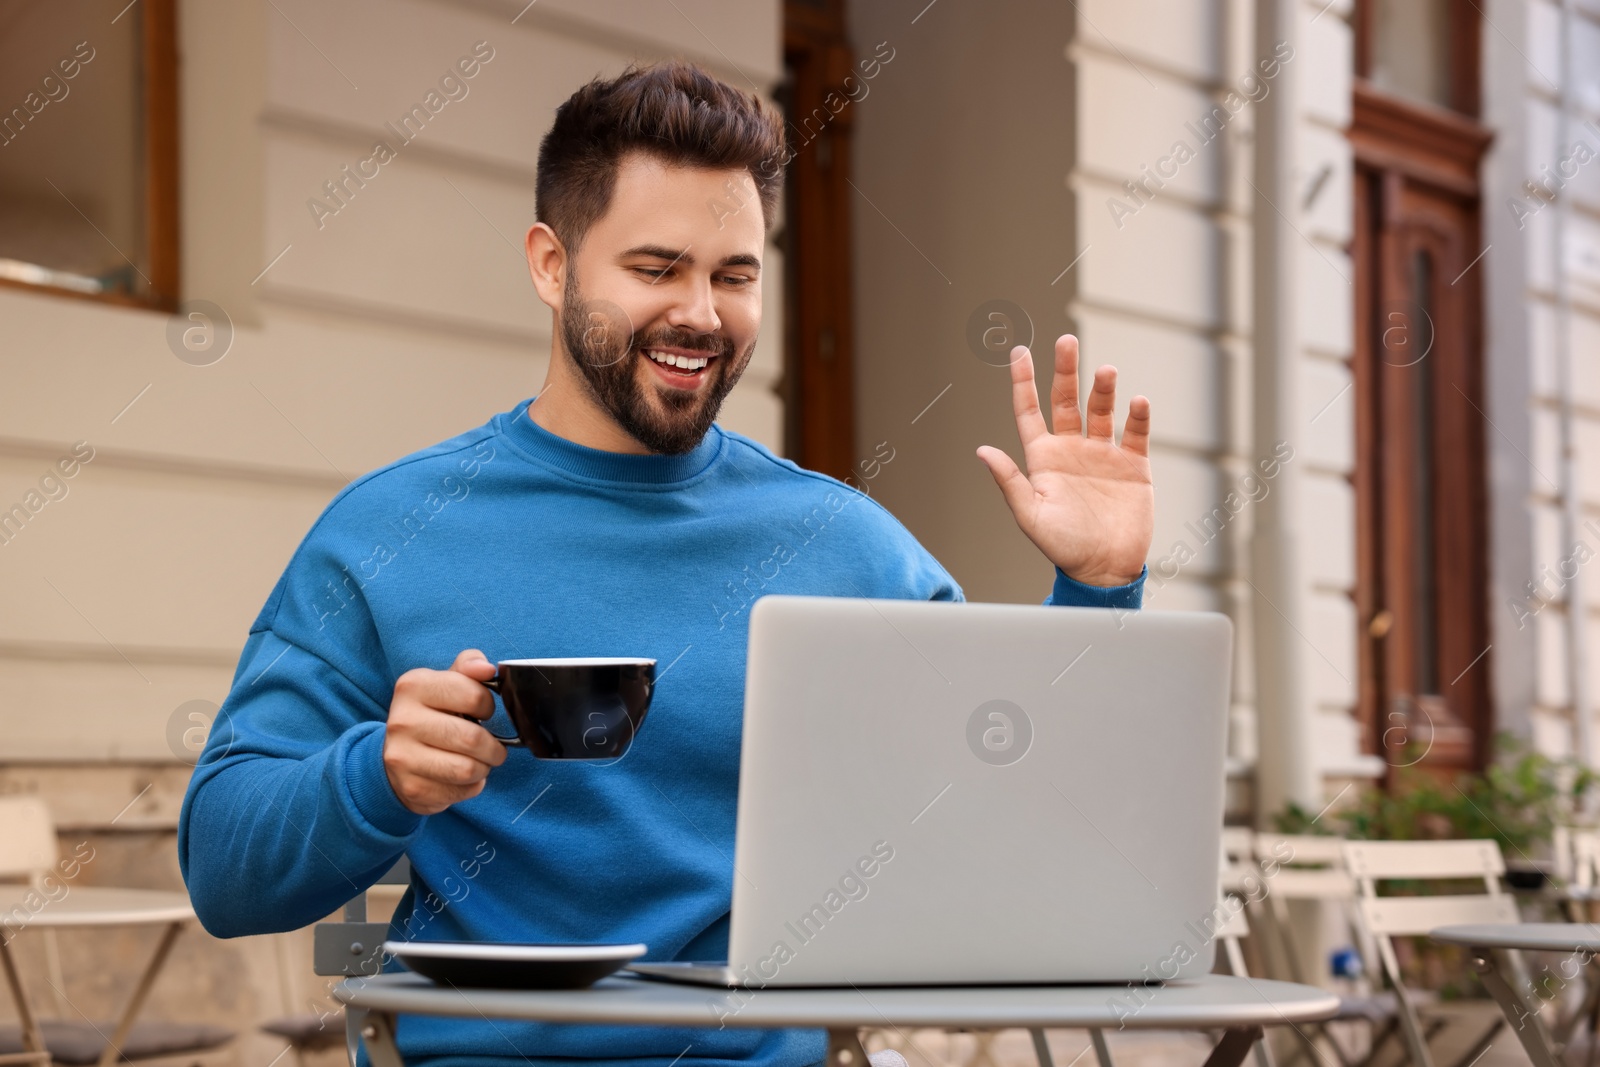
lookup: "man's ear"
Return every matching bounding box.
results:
[525,222,567,309]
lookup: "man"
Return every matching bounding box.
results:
[179,60,1154,1067]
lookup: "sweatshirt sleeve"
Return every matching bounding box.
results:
[178,522,422,938]
[1044,564,1146,610]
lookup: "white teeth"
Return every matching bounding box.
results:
[645,349,709,371]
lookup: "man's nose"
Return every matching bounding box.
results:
[667,278,721,335]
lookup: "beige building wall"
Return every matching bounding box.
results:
[0,0,782,1044]
[850,0,1372,802]
[1483,0,1600,761]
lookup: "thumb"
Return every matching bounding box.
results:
[976,446,1035,516]
[451,648,496,678]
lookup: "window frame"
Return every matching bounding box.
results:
[1353,0,1482,117]
[0,0,180,312]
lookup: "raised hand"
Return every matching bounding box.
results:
[975,334,1154,588]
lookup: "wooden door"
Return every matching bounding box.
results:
[1350,6,1494,775]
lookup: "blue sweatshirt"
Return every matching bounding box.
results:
[178,396,1144,1067]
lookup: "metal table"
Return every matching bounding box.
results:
[335,971,1340,1067]
[1431,922,1600,1067]
[0,887,195,1067]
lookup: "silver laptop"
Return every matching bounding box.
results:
[629,594,1232,987]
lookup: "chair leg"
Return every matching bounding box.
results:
[0,936,48,1063]
[1376,941,1435,1067]
[1581,967,1600,1067]
[1252,1032,1277,1067]
[345,1006,367,1067]
[1030,1029,1056,1067]
[1090,1028,1116,1067]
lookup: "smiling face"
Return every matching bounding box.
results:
[535,151,766,455]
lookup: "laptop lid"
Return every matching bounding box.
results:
[725,595,1232,987]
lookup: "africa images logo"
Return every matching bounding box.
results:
[966,699,1033,767]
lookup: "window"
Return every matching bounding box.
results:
[0,0,179,309]
[1354,0,1480,115]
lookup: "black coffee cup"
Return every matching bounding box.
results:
[479,658,655,759]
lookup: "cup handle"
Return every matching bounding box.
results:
[474,674,523,746]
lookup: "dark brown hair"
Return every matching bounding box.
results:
[535,60,786,253]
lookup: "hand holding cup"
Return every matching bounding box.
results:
[383,649,508,816]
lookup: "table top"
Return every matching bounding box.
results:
[336,972,1340,1030]
[1432,923,1600,953]
[0,886,194,927]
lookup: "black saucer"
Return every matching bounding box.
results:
[384,941,648,989]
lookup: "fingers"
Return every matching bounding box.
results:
[383,711,500,815]
[406,703,508,769]
[397,661,496,721]
[1007,345,1048,447]
[451,648,495,678]
[1121,395,1152,457]
[385,658,508,815]
[1085,365,1118,441]
[1050,335,1083,436]
[976,445,1036,517]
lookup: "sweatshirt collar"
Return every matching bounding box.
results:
[499,396,724,486]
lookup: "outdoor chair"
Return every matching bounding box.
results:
[1222,827,1258,881]
[0,795,235,1067]
[1251,833,1418,1067]
[1342,839,1527,1067]
[256,857,411,1067]
[1553,825,1600,920]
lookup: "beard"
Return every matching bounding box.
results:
[559,269,756,455]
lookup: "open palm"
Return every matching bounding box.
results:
[976,334,1154,588]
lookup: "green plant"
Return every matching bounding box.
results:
[1269,735,1598,998]
[1271,733,1599,858]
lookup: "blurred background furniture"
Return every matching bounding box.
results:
[1429,923,1585,1067]
[1249,833,1412,1067]
[1343,839,1519,1067]
[0,796,234,1067]
[258,858,409,1067]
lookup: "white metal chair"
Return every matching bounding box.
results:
[1252,834,1416,1067]
[272,858,413,1067]
[1252,834,1376,990]
[1209,838,1286,1067]
[0,795,235,1067]
[1553,825,1600,916]
[1342,839,1524,1067]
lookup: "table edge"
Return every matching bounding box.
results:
[333,975,1342,1029]
[1430,923,1600,952]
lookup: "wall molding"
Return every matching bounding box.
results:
[0,434,349,493]
[259,281,548,350]
[261,106,539,190]
[0,638,239,669]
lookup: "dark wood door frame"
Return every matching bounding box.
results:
[1351,82,1494,776]
[779,0,858,480]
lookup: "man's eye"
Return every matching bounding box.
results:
[721,275,755,287]
[634,267,667,279]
